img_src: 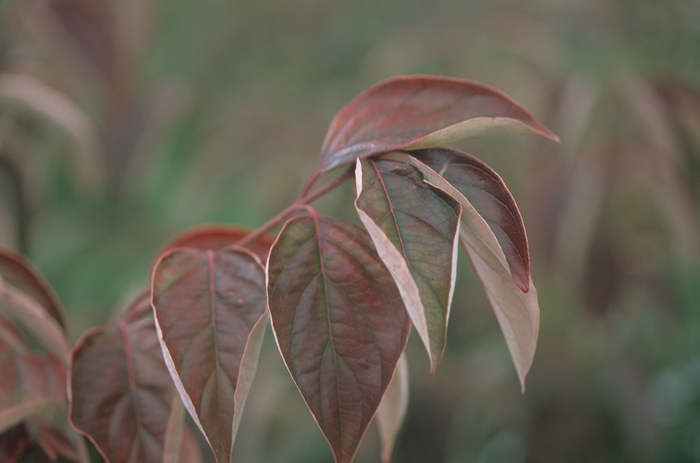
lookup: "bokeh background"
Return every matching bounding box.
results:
[2,0,700,461]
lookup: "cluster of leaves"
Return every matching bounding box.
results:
[0,75,557,463]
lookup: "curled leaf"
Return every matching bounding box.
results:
[0,73,104,190]
[319,75,559,172]
[267,212,410,463]
[403,154,539,390]
[355,158,461,372]
[406,148,530,292]
[152,247,267,463]
[0,249,69,333]
[0,275,71,362]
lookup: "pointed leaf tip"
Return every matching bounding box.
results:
[152,246,267,463]
[268,214,410,463]
[400,152,539,388]
[406,148,531,293]
[355,157,461,372]
[319,75,558,172]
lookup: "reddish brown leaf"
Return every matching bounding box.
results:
[401,155,539,390]
[0,333,67,434]
[32,422,81,462]
[0,249,68,333]
[355,158,461,372]
[319,75,559,172]
[69,298,177,463]
[0,276,71,362]
[267,212,411,463]
[151,247,267,463]
[406,148,530,292]
[157,225,275,263]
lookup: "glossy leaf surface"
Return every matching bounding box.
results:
[0,249,68,333]
[268,213,410,463]
[319,75,559,172]
[403,155,539,389]
[407,148,530,292]
[152,247,267,463]
[376,353,408,463]
[0,328,66,434]
[157,225,275,263]
[69,298,179,463]
[355,158,461,371]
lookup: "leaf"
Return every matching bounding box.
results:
[68,297,178,463]
[319,75,559,172]
[0,73,104,190]
[0,336,66,435]
[162,391,186,463]
[157,225,275,263]
[405,148,530,292]
[151,247,267,463]
[267,212,411,463]
[402,154,539,390]
[0,249,69,333]
[32,422,81,462]
[376,353,408,463]
[0,274,71,362]
[355,158,461,371]
[0,423,32,461]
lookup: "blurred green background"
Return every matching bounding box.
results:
[2,0,700,461]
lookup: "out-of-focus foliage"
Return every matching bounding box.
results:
[1,0,700,461]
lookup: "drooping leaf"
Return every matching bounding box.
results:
[267,212,411,463]
[402,155,539,390]
[319,75,559,172]
[376,353,408,463]
[152,247,267,463]
[0,249,69,333]
[0,274,71,362]
[406,148,531,292]
[0,73,104,190]
[0,333,66,435]
[69,307,178,463]
[355,158,461,371]
[157,225,275,263]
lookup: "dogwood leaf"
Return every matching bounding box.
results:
[267,212,410,463]
[152,247,267,463]
[319,75,559,172]
[355,158,460,372]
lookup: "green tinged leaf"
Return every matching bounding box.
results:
[406,148,530,292]
[152,247,267,463]
[267,212,410,463]
[402,153,539,390]
[319,75,559,172]
[355,158,461,372]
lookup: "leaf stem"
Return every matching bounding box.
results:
[235,168,353,248]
